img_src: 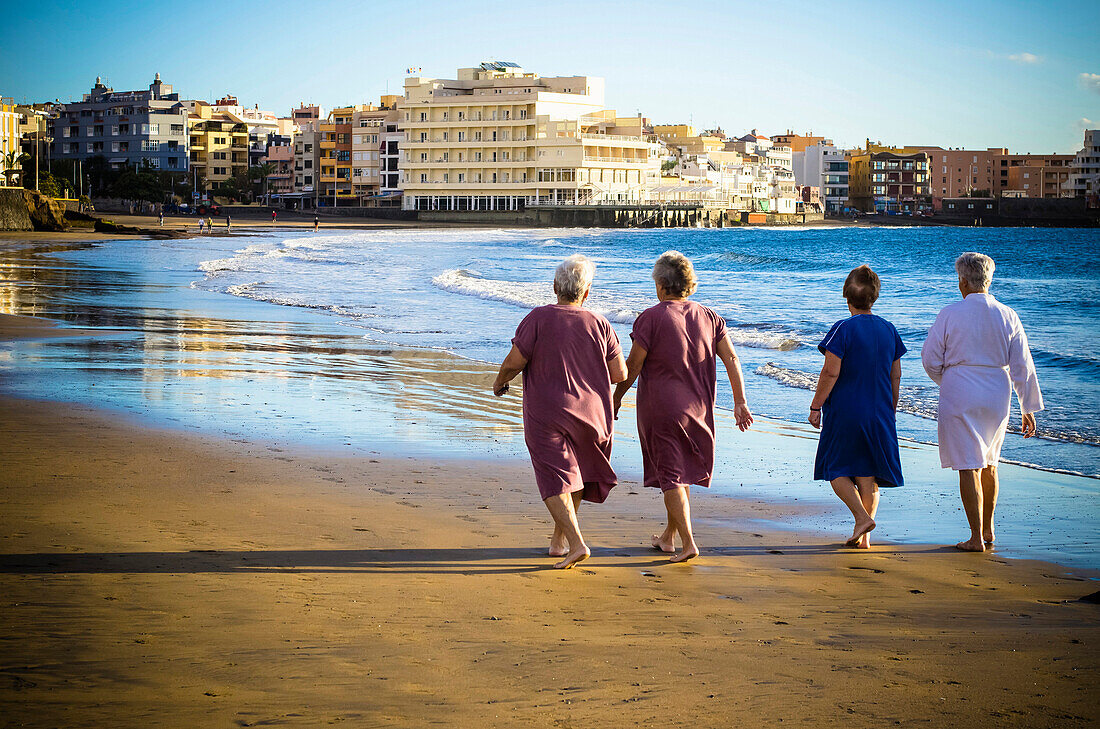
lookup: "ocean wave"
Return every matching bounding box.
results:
[433,269,805,350]
[431,268,640,324]
[224,282,375,319]
[755,362,1099,447]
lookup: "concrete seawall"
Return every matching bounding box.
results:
[0,188,34,231]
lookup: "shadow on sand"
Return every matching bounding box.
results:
[0,543,965,576]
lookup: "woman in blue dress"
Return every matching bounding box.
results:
[808,265,906,548]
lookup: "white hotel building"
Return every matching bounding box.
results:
[400,62,662,212]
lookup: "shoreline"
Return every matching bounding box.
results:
[2,390,1098,726]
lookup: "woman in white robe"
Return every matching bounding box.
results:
[921,252,1044,552]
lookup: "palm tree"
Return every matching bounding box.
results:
[250,162,276,204]
[2,151,28,187]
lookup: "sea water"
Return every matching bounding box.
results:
[194,225,1100,477]
[1,226,1097,568]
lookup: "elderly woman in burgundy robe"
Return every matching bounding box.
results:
[613,251,753,563]
[493,254,628,569]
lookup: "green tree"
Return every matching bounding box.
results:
[249,162,276,202]
[111,164,165,203]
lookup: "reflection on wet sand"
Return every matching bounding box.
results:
[0,240,524,450]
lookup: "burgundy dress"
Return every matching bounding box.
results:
[512,305,622,503]
[631,300,728,492]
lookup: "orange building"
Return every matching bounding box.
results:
[993,153,1074,197]
[319,106,354,205]
[912,147,1002,205]
[771,130,829,153]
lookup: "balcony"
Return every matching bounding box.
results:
[583,156,653,166]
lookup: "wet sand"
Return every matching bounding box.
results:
[1,315,1098,727]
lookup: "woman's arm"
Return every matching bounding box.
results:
[612,345,647,418]
[492,345,528,396]
[891,358,902,412]
[607,353,628,385]
[717,335,753,431]
[808,351,842,429]
[920,313,946,385]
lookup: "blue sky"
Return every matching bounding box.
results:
[2,0,1097,153]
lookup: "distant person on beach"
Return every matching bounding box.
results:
[493,254,628,569]
[613,251,753,562]
[226,214,231,231]
[158,211,164,226]
[314,215,319,232]
[207,217,213,233]
[921,252,1043,552]
[197,217,204,234]
[272,210,277,223]
[809,265,905,549]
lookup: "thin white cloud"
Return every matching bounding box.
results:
[1008,52,1040,64]
[1080,73,1100,94]
[1079,118,1094,128]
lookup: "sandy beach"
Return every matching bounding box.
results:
[1,311,1098,727]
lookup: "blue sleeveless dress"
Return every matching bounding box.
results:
[814,314,906,488]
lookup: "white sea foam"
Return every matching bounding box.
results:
[432,268,806,351]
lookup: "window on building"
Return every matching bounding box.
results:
[420,173,427,183]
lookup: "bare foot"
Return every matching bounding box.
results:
[955,538,986,552]
[844,519,876,547]
[553,545,590,569]
[549,532,568,558]
[983,531,995,545]
[670,544,699,563]
[855,537,871,550]
[651,534,676,553]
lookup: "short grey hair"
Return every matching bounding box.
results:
[554,254,595,302]
[955,252,995,291]
[652,250,698,297]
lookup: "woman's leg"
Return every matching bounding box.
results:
[652,496,676,554]
[854,477,880,549]
[956,468,986,551]
[830,477,876,546]
[980,465,999,544]
[549,491,583,557]
[663,486,699,563]
[543,491,589,569]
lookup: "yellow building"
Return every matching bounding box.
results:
[1,97,20,185]
[188,102,249,192]
[400,61,661,211]
[848,143,931,213]
[653,124,726,156]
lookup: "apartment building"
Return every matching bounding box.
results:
[262,136,294,197]
[349,96,400,202]
[291,105,322,206]
[188,101,249,192]
[1063,129,1098,199]
[380,117,402,197]
[1,97,18,183]
[1006,161,1073,198]
[771,131,828,153]
[210,95,296,168]
[793,144,849,213]
[49,74,189,171]
[400,62,661,212]
[848,148,931,213]
[909,146,1002,205]
[992,151,1073,197]
[653,125,725,156]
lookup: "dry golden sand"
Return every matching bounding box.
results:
[0,320,1097,727]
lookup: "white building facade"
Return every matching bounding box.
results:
[793,143,849,213]
[400,62,661,212]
